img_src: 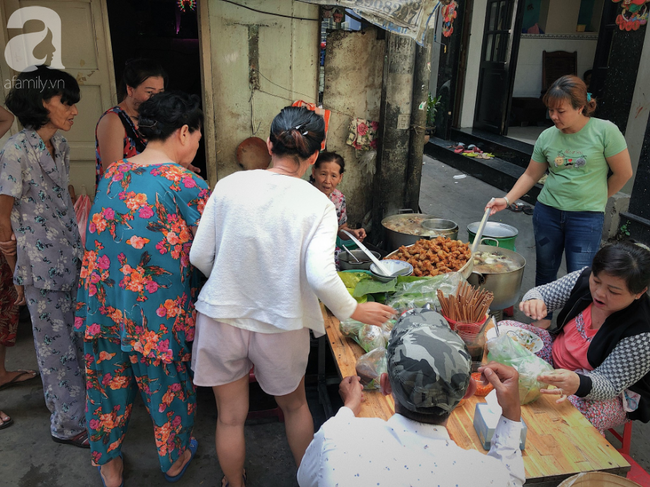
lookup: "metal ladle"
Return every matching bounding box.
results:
[341,244,361,263]
[341,230,394,277]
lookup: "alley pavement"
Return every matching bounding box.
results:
[0,155,648,486]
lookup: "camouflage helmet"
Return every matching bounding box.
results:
[386,309,471,415]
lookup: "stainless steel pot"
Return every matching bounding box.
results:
[381,212,433,251]
[422,219,459,240]
[339,250,381,271]
[467,245,526,310]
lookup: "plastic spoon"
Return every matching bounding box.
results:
[341,230,394,277]
[470,198,494,255]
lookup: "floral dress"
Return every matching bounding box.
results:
[75,160,209,470]
[330,189,347,269]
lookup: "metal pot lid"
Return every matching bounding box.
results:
[467,222,518,238]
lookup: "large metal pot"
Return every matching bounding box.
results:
[467,245,526,310]
[422,219,459,240]
[381,212,433,251]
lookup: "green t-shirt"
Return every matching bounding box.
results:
[532,118,627,212]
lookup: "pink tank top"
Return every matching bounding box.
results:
[552,304,598,371]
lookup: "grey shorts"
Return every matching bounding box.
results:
[191,312,310,396]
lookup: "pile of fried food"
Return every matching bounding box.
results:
[386,237,471,277]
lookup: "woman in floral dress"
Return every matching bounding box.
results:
[76,92,209,487]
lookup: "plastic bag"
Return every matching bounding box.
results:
[357,324,386,352]
[74,194,92,248]
[340,318,364,338]
[487,332,554,404]
[356,347,387,390]
[386,272,463,313]
[340,318,395,352]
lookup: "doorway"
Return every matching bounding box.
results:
[105,0,206,175]
[473,0,525,135]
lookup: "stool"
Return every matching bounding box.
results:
[246,367,284,422]
[608,423,650,484]
[609,422,633,455]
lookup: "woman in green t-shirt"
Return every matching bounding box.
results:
[486,75,632,328]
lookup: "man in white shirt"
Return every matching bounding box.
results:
[297,309,526,486]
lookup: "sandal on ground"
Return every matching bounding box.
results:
[0,411,13,430]
[0,370,39,391]
[164,437,198,483]
[451,142,465,153]
[508,203,523,212]
[221,469,247,487]
[522,205,534,215]
[98,452,124,487]
[52,429,90,448]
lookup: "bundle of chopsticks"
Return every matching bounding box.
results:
[437,281,494,324]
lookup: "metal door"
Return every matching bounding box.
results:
[473,0,524,134]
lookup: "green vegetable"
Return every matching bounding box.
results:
[353,278,397,298]
[338,271,371,289]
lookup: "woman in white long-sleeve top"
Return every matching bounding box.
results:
[189,106,394,487]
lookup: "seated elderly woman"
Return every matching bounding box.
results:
[75,91,210,487]
[500,241,650,433]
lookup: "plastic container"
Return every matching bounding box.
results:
[467,222,518,250]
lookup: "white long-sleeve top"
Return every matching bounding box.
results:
[189,170,357,335]
[297,407,525,487]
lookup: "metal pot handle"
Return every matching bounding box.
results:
[471,271,486,285]
[480,237,500,247]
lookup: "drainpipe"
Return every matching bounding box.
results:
[406,29,434,212]
[372,32,416,245]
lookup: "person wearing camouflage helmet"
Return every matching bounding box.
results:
[298,309,525,487]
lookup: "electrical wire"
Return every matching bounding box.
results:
[220,0,319,21]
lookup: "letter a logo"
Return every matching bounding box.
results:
[4,6,64,72]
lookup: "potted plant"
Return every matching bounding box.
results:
[424,93,441,144]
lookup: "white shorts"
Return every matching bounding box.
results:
[191,312,310,396]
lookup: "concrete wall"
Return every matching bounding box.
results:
[623,26,650,194]
[206,0,320,183]
[322,27,385,226]
[513,35,597,97]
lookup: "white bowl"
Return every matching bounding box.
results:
[370,260,413,282]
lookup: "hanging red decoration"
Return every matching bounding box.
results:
[178,0,196,13]
[612,0,648,30]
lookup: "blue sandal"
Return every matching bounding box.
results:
[98,452,124,487]
[164,437,198,483]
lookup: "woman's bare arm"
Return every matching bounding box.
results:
[96,112,127,171]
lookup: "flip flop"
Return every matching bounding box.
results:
[164,437,198,483]
[0,411,13,430]
[452,143,465,153]
[98,452,124,487]
[522,205,534,215]
[222,469,247,487]
[508,203,523,212]
[0,370,39,391]
[52,429,90,448]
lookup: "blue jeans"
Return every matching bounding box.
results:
[532,202,604,287]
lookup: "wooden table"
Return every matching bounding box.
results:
[321,307,630,484]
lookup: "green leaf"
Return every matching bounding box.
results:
[353,278,397,298]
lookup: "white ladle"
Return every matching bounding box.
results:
[341,230,394,277]
[471,198,495,255]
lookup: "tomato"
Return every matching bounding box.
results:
[472,372,494,396]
